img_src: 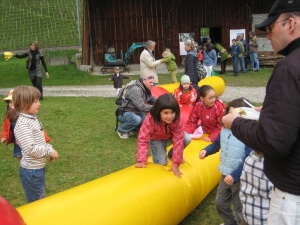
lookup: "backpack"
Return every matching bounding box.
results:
[195,61,207,81]
[115,80,138,105]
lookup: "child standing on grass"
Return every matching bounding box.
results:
[239,150,273,225]
[199,98,252,225]
[1,90,22,161]
[13,85,58,203]
[135,94,188,178]
[174,75,197,107]
[109,66,131,95]
[162,48,178,83]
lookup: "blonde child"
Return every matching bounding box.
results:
[13,85,58,203]
[162,48,178,83]
[135,94,190,178]
[174,75,197,107]
[1,90,22,161]
[199,98,252,225]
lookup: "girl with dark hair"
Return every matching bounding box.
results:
[135,94,186,178]
[185,85,225,142]
[11,42,49,100]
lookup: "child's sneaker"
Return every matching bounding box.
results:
[116,130,129,139]
[128,131,135,136]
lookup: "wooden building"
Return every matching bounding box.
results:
[82,0,274,67]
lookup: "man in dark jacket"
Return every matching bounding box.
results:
[116,74,156,139]
[229,39,242,76]
[222,0,300,224]
[183,40,199,92]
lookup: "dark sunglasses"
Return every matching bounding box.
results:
[144,76,154,80]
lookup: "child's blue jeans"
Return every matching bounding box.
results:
[150,133,191,165]
[19,166,46,203]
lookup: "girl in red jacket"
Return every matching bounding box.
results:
[1,90,22,160]
[185,85,225,142]
[174,75,197,107]
[135,94,186,178]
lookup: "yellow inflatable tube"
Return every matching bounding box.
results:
[17,76,225,225]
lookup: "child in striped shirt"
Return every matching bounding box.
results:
[13,85,58,203]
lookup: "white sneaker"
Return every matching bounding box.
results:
[128,131,135,136]
[117,130,129,139]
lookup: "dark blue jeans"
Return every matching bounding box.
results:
[19,166,46,203]
[232,56,239,75]
[117,111,146,133]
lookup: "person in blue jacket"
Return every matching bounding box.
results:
[202,42,217,77]
[230,39,242,76]
[199,98,252,225]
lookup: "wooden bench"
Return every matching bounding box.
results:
[258,51,284,67]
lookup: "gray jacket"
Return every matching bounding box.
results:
[118,79,156,114]
[249,36,258,53]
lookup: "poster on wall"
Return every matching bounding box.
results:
[229,29,246,45]
[179,33,195,55]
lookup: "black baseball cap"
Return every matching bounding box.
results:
[256,0,300,31]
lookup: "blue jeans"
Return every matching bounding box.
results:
[11,121,22,158]
[13,144,22,158]
[250,52,260,70]
[232,55,239,74]
[151,132,191,165]
[19,166,46,203]
[117,111,146,133]
[239,56,246,72]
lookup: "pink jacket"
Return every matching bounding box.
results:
[185,99,225,142]
[137,113,184,167]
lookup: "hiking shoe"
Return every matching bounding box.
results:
[117,130,129,139]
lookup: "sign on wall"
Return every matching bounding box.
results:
[179,33,195,55]
[229,29,246,45]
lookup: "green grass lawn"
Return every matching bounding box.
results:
[0,55,274,224]
[0,0,82,50]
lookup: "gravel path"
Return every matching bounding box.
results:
[0,85,266,103]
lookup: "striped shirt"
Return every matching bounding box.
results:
[239,151,273,225]
[14,113,54,169]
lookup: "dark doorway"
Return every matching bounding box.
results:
[200,27,222,44]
